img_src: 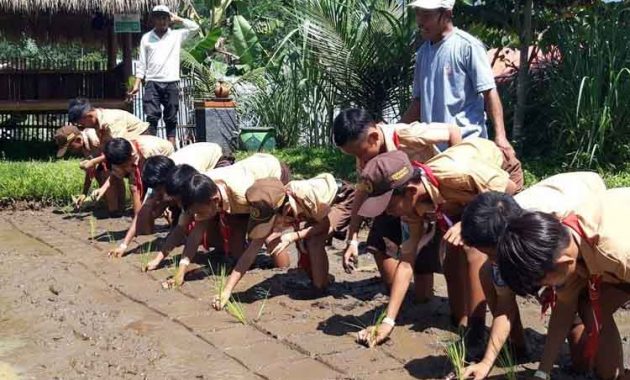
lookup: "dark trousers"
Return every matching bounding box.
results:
[143,81,179,138]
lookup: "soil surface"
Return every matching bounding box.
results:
[0,209,628,379]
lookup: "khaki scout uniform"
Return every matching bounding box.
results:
[355,122,448,170]
[95,108,149,142]
[492,172,607,295]
[403,138,512,259]
[170,142,224,173]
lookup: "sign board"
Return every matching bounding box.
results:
[114,14,141,33]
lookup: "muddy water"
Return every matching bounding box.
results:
[0,211,628,379]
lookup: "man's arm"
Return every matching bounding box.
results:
[129,37,147,98]
[400,99,421,124]
[171,13,200,40]
[484,88,516,160]
[342,188,368,273]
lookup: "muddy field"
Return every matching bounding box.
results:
[0,209,628,380]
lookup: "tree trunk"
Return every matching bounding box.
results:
[513,0,533,143]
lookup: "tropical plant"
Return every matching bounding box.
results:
[545,3,630,168]
[294,0,416,121]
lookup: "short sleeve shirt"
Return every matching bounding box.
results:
[133,135,174,159]
[354,122,448,171]
[412,29,496,142]
[96,108,149,142]
[421,137,509,218]
[170,142,223,172]
[204,153,283,215]
[286,173,339,223]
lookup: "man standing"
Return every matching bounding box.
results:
[401,0,515,160]
[128,5,199,147]
[399,0,518,349]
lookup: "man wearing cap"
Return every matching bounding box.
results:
[54,124,126,214]
[128,5,199,147]
[212,173,355,310]
[354,138,518,348]
[401,0,516,164]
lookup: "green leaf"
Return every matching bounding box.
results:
[188,28,222,62]
[232,15,262,67]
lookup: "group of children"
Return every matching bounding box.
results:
[56,101,629,379]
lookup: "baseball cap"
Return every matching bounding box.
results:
[408,0,455,10]
[246,178,287,240]
[151,5,171,14]
[357,150,414,218]
[54,124,82,158]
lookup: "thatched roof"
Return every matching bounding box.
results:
[0,0,180,15]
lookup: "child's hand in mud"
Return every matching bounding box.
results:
[161,264,187,289]
[462,361,492,380]
[143,253,165,272]
[108,244,127,258]
[212,291,230,310]
[356,323,393,348]
[73,194,87,209]
[342,244,359,274]
[90,188,105,201]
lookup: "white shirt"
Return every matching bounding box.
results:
[136,19,199,82]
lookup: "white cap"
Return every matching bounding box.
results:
[408,0,455,10]
[152,5,170,14]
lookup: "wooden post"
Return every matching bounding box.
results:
[107,22,117,70]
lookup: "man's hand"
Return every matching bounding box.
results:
[495,136,517,163]
[462,361,492,380]
[357,323,393,348]
[342,243,359,274]
[270,233,296,257]
[443,221,463,247]
[170,12,183,23]
[212,290,231,311]
[126,86,140,102]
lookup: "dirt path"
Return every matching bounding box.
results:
[0,210,628,379]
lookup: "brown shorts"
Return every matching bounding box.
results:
[502,154,524,194]
[413,228,444,275]
[366,213,402,257]
[327,182,355,239]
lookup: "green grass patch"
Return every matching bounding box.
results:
[2,148,630,205]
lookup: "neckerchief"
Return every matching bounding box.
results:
[561,213,602,366]
[131,141,144,199]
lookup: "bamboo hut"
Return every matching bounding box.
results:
[0,0,179,143]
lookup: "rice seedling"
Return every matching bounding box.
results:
[497,344,518,380]
[225,295,248,325]
[139,242,153,271]
[370,308,388,344]
[254,287,271,322]
[89,216,97,241]
[443,330,467,380]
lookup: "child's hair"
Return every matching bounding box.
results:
[181,173,219,210]
[461,192,523,248]
[103,138,133,167]
[332,108,375,147]
[142,156,175,189]
[165,164,199,197]
[497,211,572,296]
[68,97,93,123]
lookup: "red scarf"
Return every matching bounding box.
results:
[561,213,602,365]
[131,141,144,199]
